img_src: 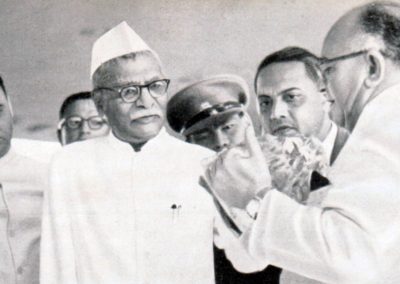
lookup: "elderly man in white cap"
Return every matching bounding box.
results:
[40,22,248,284]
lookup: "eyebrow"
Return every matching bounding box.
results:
[114,75,164,86]
[258,87,300,97]
[146,76,164,83]
[280,87,301,94]
[188,129,210,137]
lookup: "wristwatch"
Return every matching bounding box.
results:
[245,187,271,220]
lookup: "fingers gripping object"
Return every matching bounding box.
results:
[203,125,272,210]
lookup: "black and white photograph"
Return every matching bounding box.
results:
[0,0,399,283]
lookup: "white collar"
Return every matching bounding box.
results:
[322,122,337,161]
[107,127,168,154]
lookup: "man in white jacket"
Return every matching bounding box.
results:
[204,2,400,283]
[41,21,244,284]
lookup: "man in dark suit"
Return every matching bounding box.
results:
[255,46,349,283]
[255,47,349,166]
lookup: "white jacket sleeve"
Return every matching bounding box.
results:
[40,154,78,283]
[241,188,385,284]
[213,206,268,273]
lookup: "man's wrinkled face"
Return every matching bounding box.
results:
[62,99,110,145]
[186,111,248,152]
[256,61,328,139]
[320,16,371,128]
[0,89,12,157]
[95,54,167,144]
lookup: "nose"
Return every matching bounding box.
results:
[135,88,155,109]
[213,129,229,152]
[80,120,91,135]
[270,99,288,120]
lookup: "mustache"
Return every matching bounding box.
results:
[269,119,295,131]
[130,110,164,120]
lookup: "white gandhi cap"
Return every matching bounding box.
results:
[90,21,159,78]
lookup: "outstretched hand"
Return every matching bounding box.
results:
[204,125,272,209]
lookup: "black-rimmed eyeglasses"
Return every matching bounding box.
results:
[58,115,108,130]
[93,79,170,103]
[319,50,368,66]
[320,49,391,66]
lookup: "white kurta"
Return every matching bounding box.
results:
[0,148,47,284]
[12,138,60,164]
[242,84,400,284]
[41,129,218,284]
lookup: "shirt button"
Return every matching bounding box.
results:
[17,266,24,274]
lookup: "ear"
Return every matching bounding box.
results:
[364,50,385,88]
[92,91,106,115]
[56,129,62,144]
[57,128,66,146]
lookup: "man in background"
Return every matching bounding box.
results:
[255,46,349,165]
[0,76,47,284]
[167,75,250,152]
[167,75,282,284]
[57,91,109,145]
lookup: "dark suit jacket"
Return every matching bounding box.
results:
[311,125,350,191]
[214,246,282,284]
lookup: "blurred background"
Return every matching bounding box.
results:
[0,0,377,140]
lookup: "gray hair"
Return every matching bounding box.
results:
[359,1,400,63]
[92,50,163,89]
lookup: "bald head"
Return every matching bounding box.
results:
[323,2,400,61]
[321,2,400,131]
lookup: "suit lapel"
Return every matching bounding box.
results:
[330,125,350,165]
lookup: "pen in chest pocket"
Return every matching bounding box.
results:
[171,204,182,223]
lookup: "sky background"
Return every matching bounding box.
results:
[0,0,381,140]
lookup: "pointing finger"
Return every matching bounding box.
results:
[244,124,264,159]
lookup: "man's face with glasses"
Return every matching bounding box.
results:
[93,54,168,144]
[320,49,369,118]
[320,22,386,130]
[59,99,110,145]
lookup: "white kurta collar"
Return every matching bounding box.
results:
[107,127,168,154]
